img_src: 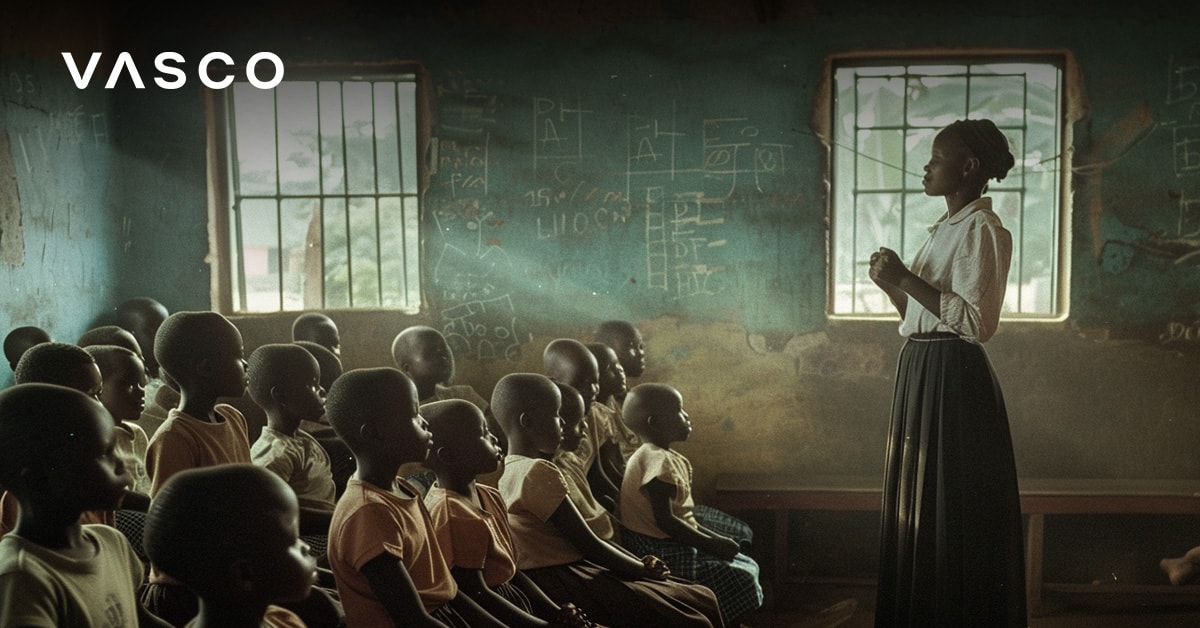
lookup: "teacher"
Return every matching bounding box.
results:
[868,118,1026,627]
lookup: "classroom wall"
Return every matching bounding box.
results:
[4,0,1200,581]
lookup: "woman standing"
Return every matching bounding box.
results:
[869,118,1026,627]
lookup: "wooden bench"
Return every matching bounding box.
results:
[711,474,1200,615]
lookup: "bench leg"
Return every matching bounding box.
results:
[1026,513,1045,618]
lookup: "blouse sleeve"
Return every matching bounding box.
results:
[939,213,1012,343]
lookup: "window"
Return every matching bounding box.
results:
[210,66,423,313]
[828,56,1067,319]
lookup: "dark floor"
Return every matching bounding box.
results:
[742,584,1200,628]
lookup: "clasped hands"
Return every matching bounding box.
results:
[868,247,910,287]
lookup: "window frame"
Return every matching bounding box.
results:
[205,62,431,315]
[822,50,1074,323]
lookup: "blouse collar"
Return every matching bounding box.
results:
[930,196,993,232]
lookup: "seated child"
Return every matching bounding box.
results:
[597,320,753,549]
[293,340,343,435]
[0,383,168,627]
[246,343,336,545]
[619,383,763,626]
[392,325,491,415]
[393,325,497,491]
[325,366,506,627]
[552,382,621,546]
[143,464,317,628]
[545,338,619,511]
[85,344,153,544]
[142,311,343,628]
[594,320,646,383]
[2,342,117,535]
[294,340,355,498]
[79,325,144,357]
[3,325,51,371]
[113,297,173,438]
[85,345,152,498]
[586,341,641,477]
[293,312,341,357]
[424,398,596,628]
[140,310,255,622]
[495,372,725,628]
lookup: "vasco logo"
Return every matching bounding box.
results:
[61,52,284,90]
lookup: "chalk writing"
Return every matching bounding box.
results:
[436,72,498,139]
[439,137,489,197]
[532,95,592,176]
[1160,320,1200,345]
[1167,55,1200,106]
[642,188,728,299]
[1171,125,1200,176]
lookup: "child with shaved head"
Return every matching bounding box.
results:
[247,344,336,539]
[0,383,168,627]
[1,343,118,536]
[4,325,51,372]
[424,398,595,627]
[620,383,763,626]
[325,367,505,627]
[144,464,317,628]
[544,339,620,511]
[495,372,724,628]
[292,312,341,357]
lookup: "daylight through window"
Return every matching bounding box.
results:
[829,58,1065,319]
[220,74,421,313]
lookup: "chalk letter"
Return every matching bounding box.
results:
[154,52,187,89]
[106,52,145,89]
[62,52,102,89]
[199,52,235,89]
[246,52,284,89]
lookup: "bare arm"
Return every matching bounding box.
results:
[360,552,451,628]
[510,570,563,620]
[450,566,548,627]
[548,496,662,581]
[645,479,738,561]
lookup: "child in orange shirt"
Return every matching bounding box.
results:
[325,367,505,627]
[424,398,594,627]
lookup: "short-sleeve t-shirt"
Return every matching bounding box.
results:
[327,479,457,625]
[251,426,336,511]
[620,443,699,539]
[425,484,519,588]
[497,455,584,569]
[0,525,144,627]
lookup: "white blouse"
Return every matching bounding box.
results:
[898,197,1012,343]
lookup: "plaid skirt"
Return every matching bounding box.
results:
[622,529,763,625]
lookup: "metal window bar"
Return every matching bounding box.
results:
[272,87,284,312]
[228,76,419,312]
[227,92,249,312]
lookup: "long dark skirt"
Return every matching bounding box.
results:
[874,334,1026,627]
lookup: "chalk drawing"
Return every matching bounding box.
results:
[430,207,529,362]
